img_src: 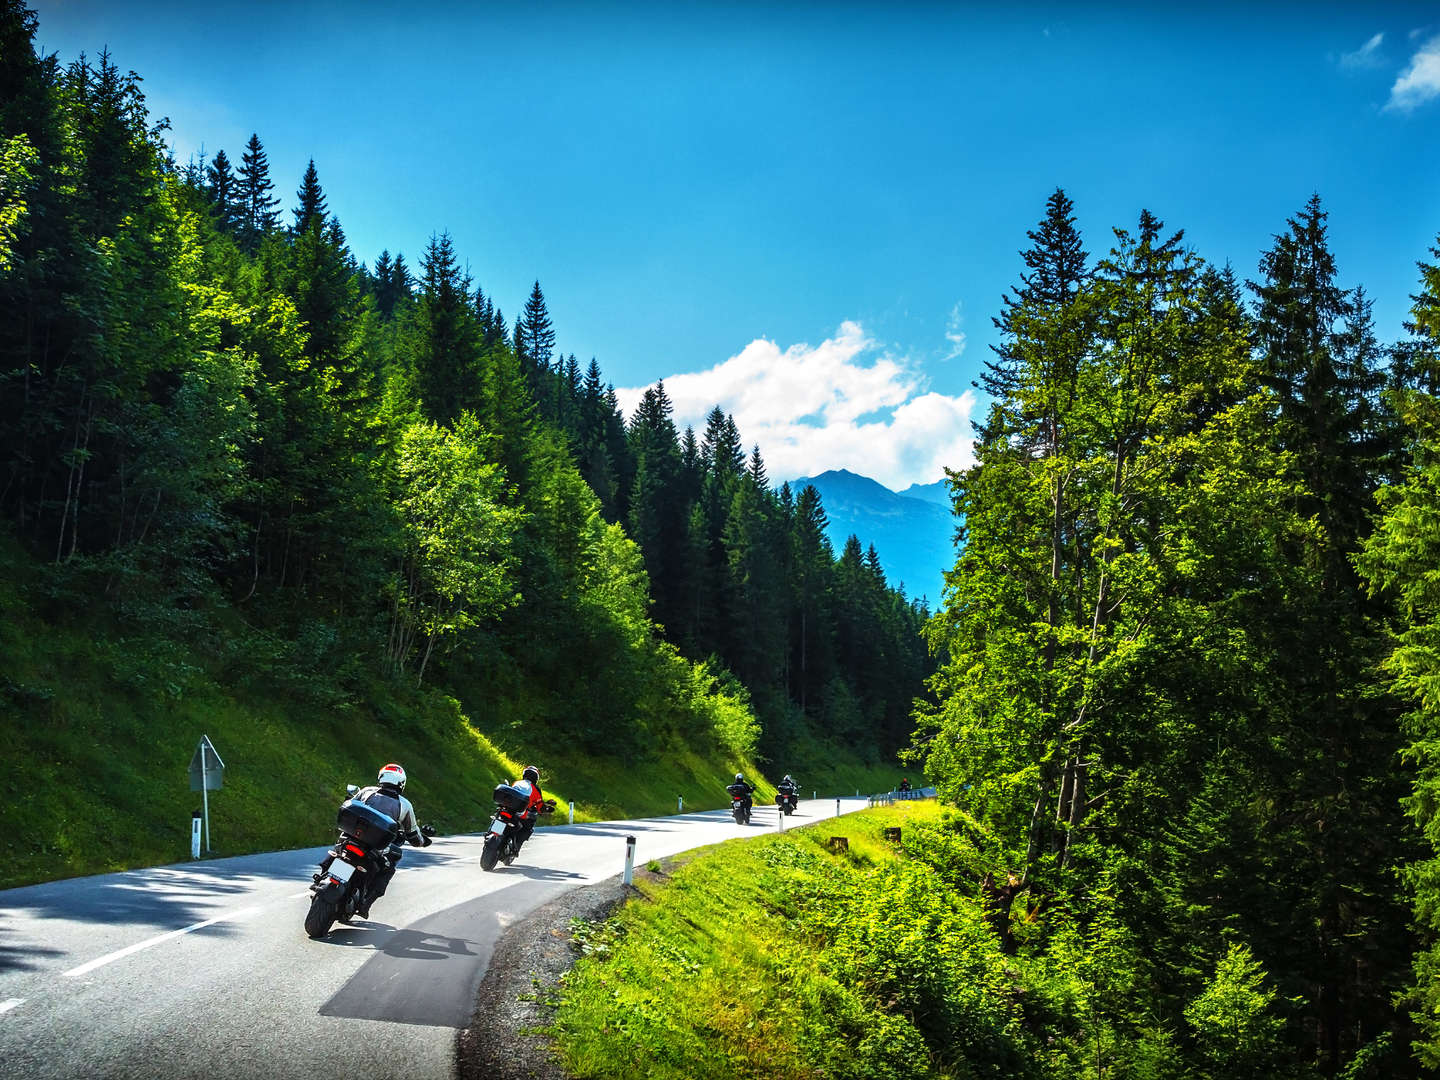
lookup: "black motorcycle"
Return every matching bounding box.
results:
[726,784,753,824]
[775,787,798,815]
[305,786,434,938]
[480,783,555,872]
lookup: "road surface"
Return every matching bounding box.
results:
[0,796,869,1079]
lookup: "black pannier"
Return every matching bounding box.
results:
[493,783,529,812]
[337,798,399,848]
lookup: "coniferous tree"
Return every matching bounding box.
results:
[236,132,280,253]
[205,148,241,234]
[412,230,478,426]
[292,157,327,233]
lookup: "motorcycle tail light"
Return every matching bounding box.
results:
[344,844,365,857]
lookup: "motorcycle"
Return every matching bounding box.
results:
[775,788,798,815]
[726,785,753,825]
[305,785,435,938]
[480,783,556,872]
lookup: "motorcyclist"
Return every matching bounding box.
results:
[352,763,430,918]
[511,765,548,850]
[776,774,799,809]
[726,772,755,813]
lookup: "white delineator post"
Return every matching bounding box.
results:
[568,801,575,824]
[190,811,201,859]
[623,835,636,885]
[678,795,683,813]
[835,797,840,819]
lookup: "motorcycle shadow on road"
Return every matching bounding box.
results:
[322,923,479,962]
[486,864,586,882]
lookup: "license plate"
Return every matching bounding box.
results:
[490,819,508,835]
[328,860,355,883]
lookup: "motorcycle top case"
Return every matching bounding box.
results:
[336,798,399,848]
[493,783,530,813]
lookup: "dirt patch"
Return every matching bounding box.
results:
[454,872,649,1080]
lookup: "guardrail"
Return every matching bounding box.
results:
[866,786,937,806]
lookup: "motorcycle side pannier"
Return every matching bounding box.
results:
[493,783,529,812]
[337,798,399,847]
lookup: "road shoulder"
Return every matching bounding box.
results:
[454,873,638,1080]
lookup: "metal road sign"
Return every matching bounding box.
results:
[188,735,225,791]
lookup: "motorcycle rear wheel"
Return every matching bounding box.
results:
[305,893,338,939]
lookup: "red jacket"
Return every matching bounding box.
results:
[514,778,544,816]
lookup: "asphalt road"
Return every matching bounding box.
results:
[0,795,869,1080]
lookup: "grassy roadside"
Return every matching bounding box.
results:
[0,560,902,889]
[550,801,1036,1080]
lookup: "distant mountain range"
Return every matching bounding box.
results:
[787,470,955,606]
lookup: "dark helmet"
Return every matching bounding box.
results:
[522,765,540,785]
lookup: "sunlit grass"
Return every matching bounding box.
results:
[552,803,947,1080]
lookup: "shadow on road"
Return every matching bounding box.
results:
[0,928,64,973]
[490,864,586,882]
[0,844,482,933]
[321,924,480,962]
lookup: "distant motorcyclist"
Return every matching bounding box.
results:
[351,763,430,917]
[899,777,911,793]
[726,772,755,813]
[511,765,548,850]
[775,774,799,813]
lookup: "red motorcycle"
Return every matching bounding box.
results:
[480,783,555,871]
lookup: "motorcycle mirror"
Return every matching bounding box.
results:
[345,784,359,797]
[421,824,437,837]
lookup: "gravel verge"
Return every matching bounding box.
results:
[454,873,643,1080]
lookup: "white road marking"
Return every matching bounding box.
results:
[0,999,23,1015]
[61,906,263,978]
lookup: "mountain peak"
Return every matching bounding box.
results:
[784,470,954,602]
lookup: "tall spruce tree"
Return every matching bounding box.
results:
[206,148,241,234]
[236,132,280,253]
[292,157,327,233]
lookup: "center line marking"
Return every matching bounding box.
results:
[0,999,23,1015]
[61,906,263,978]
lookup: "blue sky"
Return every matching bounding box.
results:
[29,1,1440,489]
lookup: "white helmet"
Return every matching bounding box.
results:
[378,763,407,791]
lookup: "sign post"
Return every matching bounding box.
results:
[187,735,225,854]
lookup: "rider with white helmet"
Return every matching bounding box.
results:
[352,763,430,918]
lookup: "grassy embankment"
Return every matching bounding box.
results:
[551,800,1041,1080]
[0,557,906,889]
[547,806,1013,1080]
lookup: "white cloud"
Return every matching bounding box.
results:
[1387,34,1440,111]
[1339,32,1385,69]
[615,321,975,491]
[944,302,967,361]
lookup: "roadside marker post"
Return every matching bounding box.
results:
[187,735,225,854]
[568,801,575,824]
[190,811,201,859]
[623,836,636,885]
[678,795,683,813]
[836,798,841,819]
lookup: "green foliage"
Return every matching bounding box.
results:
[0,132,36,272]
[920,190,1418,1076]
[1183,945,1288,1080]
